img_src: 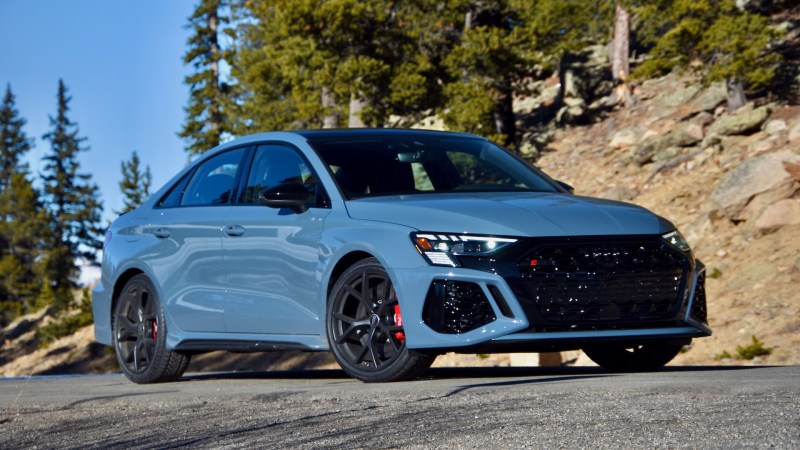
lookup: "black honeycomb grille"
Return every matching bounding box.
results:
[690,270,707,323]
[516,239,687,325]
[422,280,496,334]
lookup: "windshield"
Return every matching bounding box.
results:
[309,135,558,199]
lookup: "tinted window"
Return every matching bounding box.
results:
[446,150,528,190]
[156,172,192,208]
[180,148,246,207]
[239,144,324,207]
[309,136,557,199]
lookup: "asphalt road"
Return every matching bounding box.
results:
[1,365,798,449]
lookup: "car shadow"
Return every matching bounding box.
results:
[182,364,775,383]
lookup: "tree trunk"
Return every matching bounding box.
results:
[492,87,516,147]
[611,3,630,83]
[555,55,571,109]
[348,92,367,128]
[464,9,474,30]
[609,3,634,108]
[726,77,747,112]
[321,87,339,129]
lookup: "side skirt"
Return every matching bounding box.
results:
[174,339,317,353]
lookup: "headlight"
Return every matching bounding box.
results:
[662,230,691,253]
[411,232,518,267]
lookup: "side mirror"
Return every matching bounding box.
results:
[259,183,310,213]
[556,180,575,194]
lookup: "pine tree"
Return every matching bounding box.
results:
[115,151,152,215]
[0,85,47,324]
[441,1,527,146]
[632,0,781,110]
[40,79,104,309]
[0,173,50,320]
[231,1,298,135]
[236,0,343,130]
[0,85,33,191]
[699,10,780,110]
[442,0,606,146]
[180,0,235,156]
[383,1,459,126]
[234,1,440,132]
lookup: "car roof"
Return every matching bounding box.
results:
[204,128,487,163]
[292,128,481,141]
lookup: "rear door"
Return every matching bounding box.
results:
[147,147,246,333]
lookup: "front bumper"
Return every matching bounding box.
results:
[393,235,710,351]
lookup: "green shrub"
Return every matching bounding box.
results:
[735,335,773,360]
[36,288,94,348]
[0,301,24,328]
[714,335,773,361]
[714,350,733,360]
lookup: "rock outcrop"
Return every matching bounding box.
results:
[709,150,800,221]
[755,199,800,232]
[709,104,772,136]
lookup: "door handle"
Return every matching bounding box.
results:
[153,227,171,239]
[224,225,246,237]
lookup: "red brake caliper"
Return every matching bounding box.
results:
[152,320,158,340]
[393,304,405,344]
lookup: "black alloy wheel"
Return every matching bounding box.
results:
[113,274,190,383]
[327,258,435,382]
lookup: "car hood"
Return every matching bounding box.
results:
[344,192,672,237]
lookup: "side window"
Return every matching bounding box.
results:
[180,148,246,207]
[239,144,324,207]
[156,172,192,208]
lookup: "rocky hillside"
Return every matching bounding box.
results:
[536,74,800,366]
[1,73,799,377]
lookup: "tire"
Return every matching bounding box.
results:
[113,274,190,383]
[327,258,435,382]
[583,341,685,372]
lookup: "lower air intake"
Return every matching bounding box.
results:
[690,270,707,323]
[422,280,496,334]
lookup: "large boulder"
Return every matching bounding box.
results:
[789,122,800,142]
[632,123,703,165]
[689,82,727,113]
[709,105,771,136]
[709,150,800,221]
[662,84,701,107]
[764,119,788,136]
[609,125,649,149]
[755,199,800,233]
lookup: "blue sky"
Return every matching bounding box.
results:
[0,1,196,222]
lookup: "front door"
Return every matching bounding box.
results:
[222,143,330,335]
